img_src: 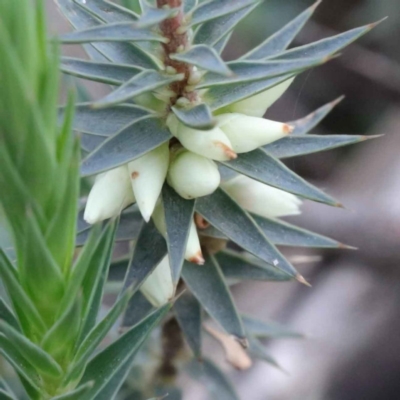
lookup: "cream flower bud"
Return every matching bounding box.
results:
[222,175,302,218]
[152,201,204,265]
[167,150,221,200]
[84,165,135,224]
[128,144,169,222]
[167,115,236,161]
[217,113,292,153]
[140,256,175,307]
[226,78,295,117]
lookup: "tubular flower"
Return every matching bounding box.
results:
[222,175,302,219]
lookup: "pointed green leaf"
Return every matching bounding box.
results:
[170,45,231,76]
[115,210,143,241]
[93,71,183,108]
[162,184,195,284]
[273,21,381,61]
[221,149,340,206]
[216,250,292,282]
[78,0,138,23]
[0,297,20,331]
[190,0,259,26]
[81,133,105,153]
[198,57,325,88]
[247,334,281,369]
[0,335,41,391]
[56,0,157,68]
[61,103,150,136]
[172,104,216,130]
[289,96,344,136]
[194,3,260,47]
[213,31,233,54]
[252,214,343,248]
[122,291,154,328]
[51,382,94,400]
[60,22,165,44]
[188,359,239,400]
[79,305,170,400]
[61,57,140,85]
[0,389,15,400]
[81,116,171,176]
[174,292,202,358]
[137,7,180,27]
[0,321,62,378]
[195,188,298,277]
[206,74,294,110]
[184,0,198,13]
[182,254,245,340]
[242,1,321,60]
[122,220,167,294]
[242,314,302,339]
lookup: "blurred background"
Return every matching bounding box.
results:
[48,1,400,399]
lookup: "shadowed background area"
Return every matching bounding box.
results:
[47,0,400,399]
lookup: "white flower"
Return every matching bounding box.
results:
[84,165,135,224]
[140,256,175,307]
[225,78,295,118]
[217,113,293,153]
[167,115,236,161]
[152,201,204,265]
[167,149,221,200]
[222,175,302,218]
[128,143,169,222]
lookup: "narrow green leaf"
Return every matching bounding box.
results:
[93,71,183,108]
[195,188,298,277]
[115,209,144,241]
[174,292,202,358]
[0,249,46,335]
[137,6,180,27]
[213,31,233,54]
[170,45,231,76]
[81,116,172,176]
[247,334,281,369]
[0,389,15,400]
[242,314,302,339]
[273,20,382,61]
[184,0,198,14]
[0,335,41,392]
[194,3,260,47]
[61,57,140,85]
[198,57,325,88]
[188,359,240,400]
[182,254,246,340]
[56,0,157,69]
[172,104,216,130]
[252,214,344,248]
[122,291,154,328]
[60,23,165,44]
[61,103,150,136]
[78,0,138,23]
[190,0,259,26]
[162,184,195,284]
[0,321,62,378]
[216,250,292,282]
[81,133,105,153]
[0,297,20,331]
[51,382,94,400]
[241,1,321,60]
[221,149,340,206]
[121,220,167,294]
[79,305,170,400]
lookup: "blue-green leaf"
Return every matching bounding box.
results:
[115,210,143,241]
[93,71,183,108]
[247,334,281,368]
[51,382,94,400]
[221,149,340,206]
[182,254,245,340]
[216,250,292,282]
[0,389,15,400]
[241,1,321,60]
[188,359,240,400]
[0,297,20,331]
[170,45,231,76]
[61,57,140,85]
[60,23,165,44]
[195,188,298,277]
[252,214,344,248]
[184,0,198,14]
[213,31,233,54]
[172,104,216,130]
[122,220,167,294]
[242,314,302,339]
[174,292,202,358]
[190,0,259,26]
[162,184,195,284]
[76,0,138,23]
[79,305,170,400]
[137,6,180,27]
[81,116,172,176]
[81,133,105,153]
[194,3,260,47]
[122,291,154,328]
